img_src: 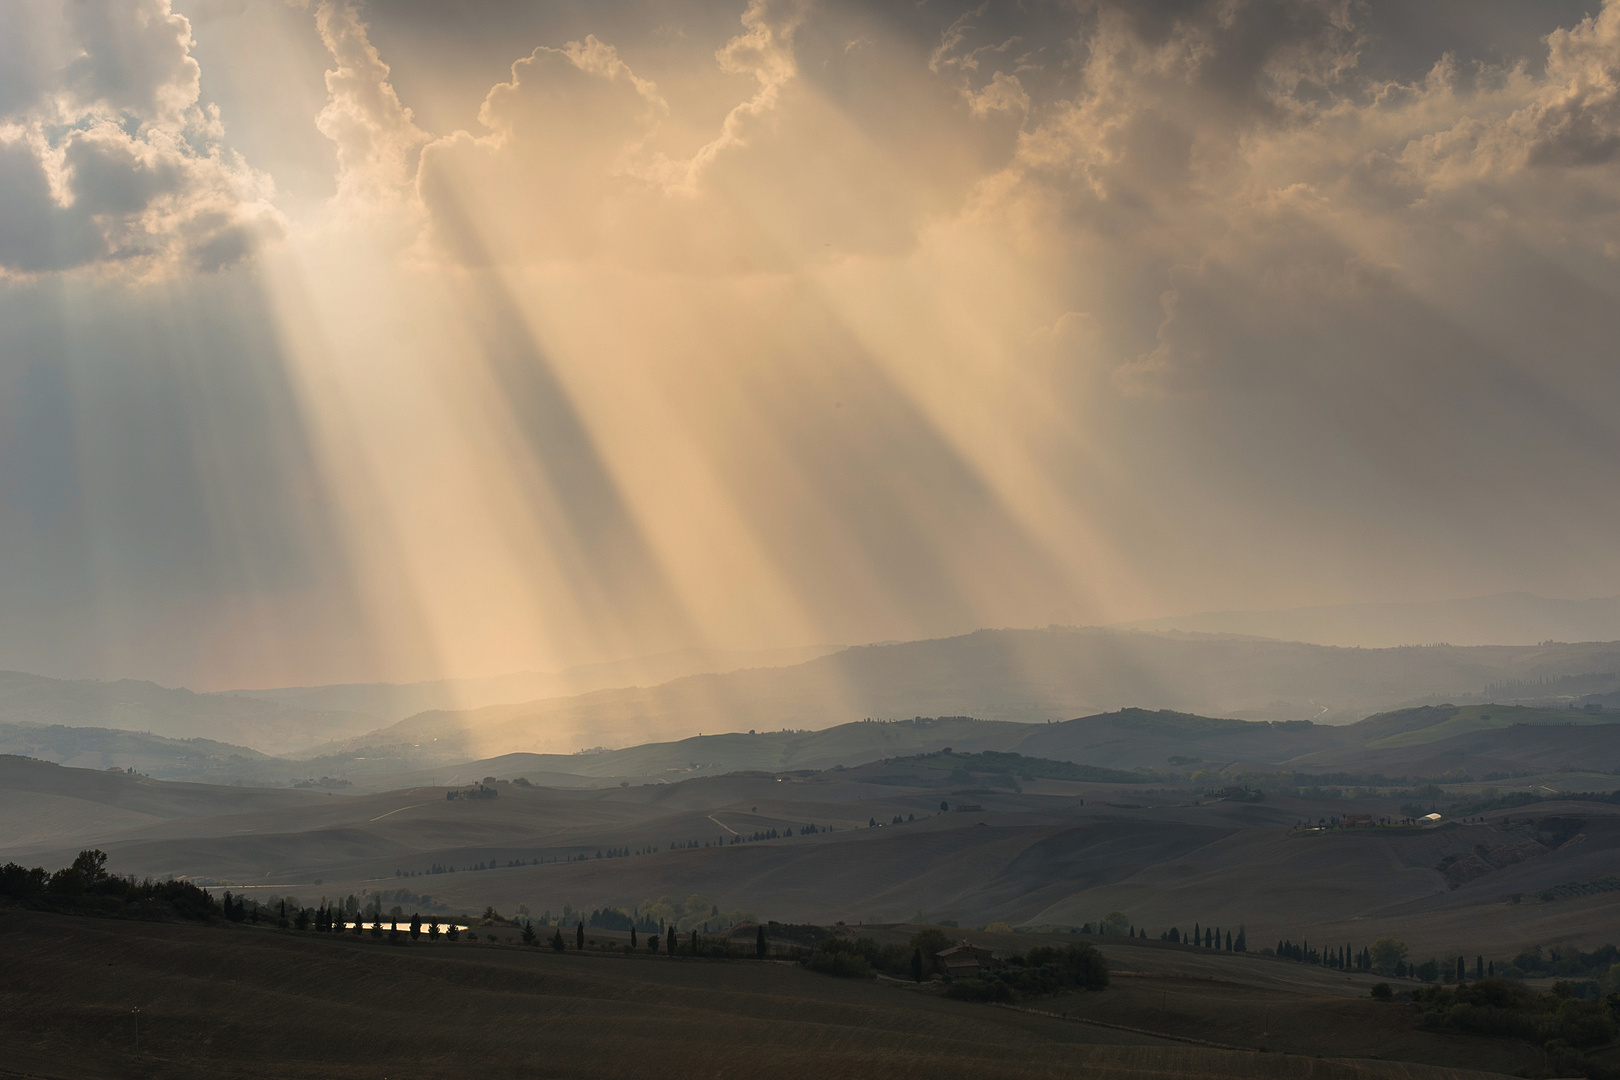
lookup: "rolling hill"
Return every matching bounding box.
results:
[0,722,284,783]
[0,754,325,854]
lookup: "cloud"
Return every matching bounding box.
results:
[665,0,810,191]
[314,0,429,211]
[415,35,667,264]
[966,71,1030,117]
[950,0,1620,395]
[0,0,282,277]
[411,0,828,268]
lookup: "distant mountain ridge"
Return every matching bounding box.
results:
[213,645,841,724]
[0,671,373,756]
[326,628,1620,762]
[1115,592,1620,648]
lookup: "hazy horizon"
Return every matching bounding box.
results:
[4,0,1620,693]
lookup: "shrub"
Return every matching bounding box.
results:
[1415,978,1619,1048]
[1371,983,1393,1001]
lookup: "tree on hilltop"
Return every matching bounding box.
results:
[576,922,585,950]
[71,849,108,884]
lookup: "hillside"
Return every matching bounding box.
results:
[17,747,1620,963]
[0,754,324,853]
[0,670,373,756]
[0,722,284,783]
[1291,722,1620,778]
[0,909,1529,1079]
[1013,709,1347,772]
[1349,704,1620,749]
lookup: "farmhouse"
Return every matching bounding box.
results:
[936,941,996,977]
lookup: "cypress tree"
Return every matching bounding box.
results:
[576,921,585,950]
[691,928,699,955]
[410,913,422,940]
[1225,930,1232,951]
[551,928,565,952]
[667,925,676,956]
[1193,922,1200,946]
[1475,955,1484,980]
[1456,956,1466,983]
[631,927,638,948]
[911,947,923,982]
[757,925,767,959]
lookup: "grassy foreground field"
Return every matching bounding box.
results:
[1,911,1530,1080]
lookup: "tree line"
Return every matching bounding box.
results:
[0,850,217,921]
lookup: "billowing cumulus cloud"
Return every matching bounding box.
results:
[0,0,282,276]
[314,0,428,213]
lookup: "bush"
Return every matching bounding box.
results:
[1371,983,1393,1001]
[1415,978,1619,1048]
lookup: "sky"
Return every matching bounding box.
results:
[1,0,1618,691]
